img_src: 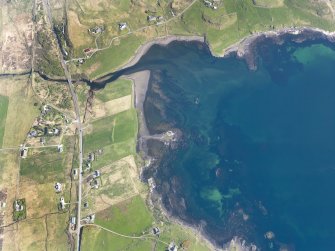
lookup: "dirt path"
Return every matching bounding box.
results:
[84,223,169,246]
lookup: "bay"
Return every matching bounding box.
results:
[130,39,335,250]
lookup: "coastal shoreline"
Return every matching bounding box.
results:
[120,35,205,70]
[116,27,335,74]
[124,70,151,154]
[126,72,224,251]
[222,27,335,70]
[111,27,335,251]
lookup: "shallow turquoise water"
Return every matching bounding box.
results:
[132,40,335,250]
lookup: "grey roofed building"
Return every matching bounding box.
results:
[88,153,95,162]
[147,15,156,22]
[168,242,178,251]
[93,170,100,178]
[89,26,104,34]
[70,216,76,225]
[119,22,127,30]
[57,144,63,153]
[54,182,62,192]
[20,148,28,158]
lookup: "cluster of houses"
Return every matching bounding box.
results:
[84,149,103,171]
[84,152,95,171]
[72,150,103,186]
[89,170,101,189]
[88,25,104,35]
[28,105,64,141]
[204,0,219,9]
[70,216,76,230]
[83,214,95,224]
[147,15,164,24]
[69,214,95,230]
[54,182,68,211]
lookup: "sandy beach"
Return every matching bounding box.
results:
[124,70,151,155]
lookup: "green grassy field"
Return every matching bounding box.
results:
[81,195,212,251]
[95,78,132,102]
[20,136,75,183]
[82,195,153,250]
[89,139,137,170]
[20,148,66,183]
[0,95,9,147]
[253,0,284,8]
[82,34,144,79]
[45,213,69,251]
[84,109,138,168]
[83,109,138,169]
[2,81,39,147]
[96,196,153,234]
[167,0,335,55]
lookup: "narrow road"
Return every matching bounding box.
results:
[0,144,61,152]
[41,0,84,250]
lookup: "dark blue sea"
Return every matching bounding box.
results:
[120,37,335,250]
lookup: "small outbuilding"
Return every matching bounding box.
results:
[40,137,46,145]
[54,182,62,192]
[118,22,127,31]
[88,153,95,162]
[20,148,28,158]
[60,197,65,209]
[152,227,160,236]
[89,26,104,34]
[72,168,78,179]
[57,144,63,153]
[147,15,156,22]
[14,200,24,212]
[86,214,95,223]
[167,242,178,251]
[71,216,76,225]
[93,170,100,178]
[91,179,99,189]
